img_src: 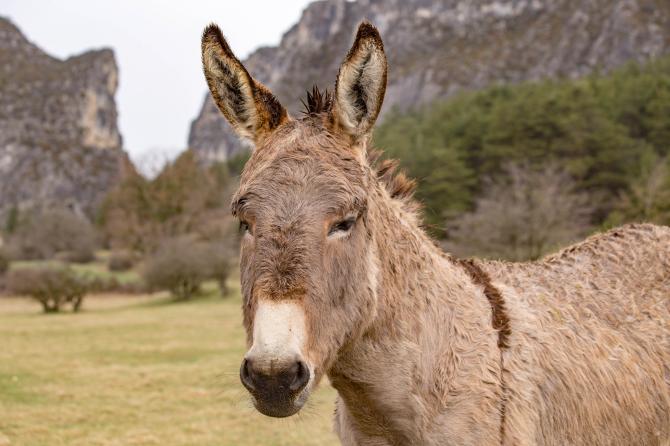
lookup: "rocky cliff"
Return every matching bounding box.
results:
[0,17,128,221]
[189,0,670,162]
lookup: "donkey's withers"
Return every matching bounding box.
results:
[201,22,670,445]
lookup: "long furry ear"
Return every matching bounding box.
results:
[331,22,387,142]
[201,24,288,146]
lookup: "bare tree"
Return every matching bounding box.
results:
[608,153,670,226]
[7,208,97,262]
[142,232,238,300]
[446,163,593,261]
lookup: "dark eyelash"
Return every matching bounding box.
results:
[329,217,356,235]
[232,196,249,216]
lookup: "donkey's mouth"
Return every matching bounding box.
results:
[251,389,311,418]
[248,380,312,418]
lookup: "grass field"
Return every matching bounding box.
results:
[0,284,339,446]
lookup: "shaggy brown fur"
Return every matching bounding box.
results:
[367,149,417,202]
[202,20,670,446]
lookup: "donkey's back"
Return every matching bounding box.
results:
[483,223,670,445]
[490,223,670,335]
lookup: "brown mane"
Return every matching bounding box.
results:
[300,85,333,116]
[366,149,419,212]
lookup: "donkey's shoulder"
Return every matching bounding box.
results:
[478,223,670,334]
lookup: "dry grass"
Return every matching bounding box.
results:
[0,286,339,446]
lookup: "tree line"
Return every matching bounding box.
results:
[374,55,670,258]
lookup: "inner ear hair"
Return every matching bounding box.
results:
[332,22,388,141]
[201,24,287,144]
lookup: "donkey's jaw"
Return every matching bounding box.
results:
[242,300,316,417]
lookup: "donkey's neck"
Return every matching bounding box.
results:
[328,187,502,444]
[359,186,478,346]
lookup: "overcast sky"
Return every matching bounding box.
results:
[1,0,313,168]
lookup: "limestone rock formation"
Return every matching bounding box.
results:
[188,0,670,161]
[0,17,129,221]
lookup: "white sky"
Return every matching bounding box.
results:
[1,0,312,168]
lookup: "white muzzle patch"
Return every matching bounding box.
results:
[246,300,312,376]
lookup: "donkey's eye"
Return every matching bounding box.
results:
[239,220,251,235]
[328,217,356,236]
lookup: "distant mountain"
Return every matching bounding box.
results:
[0,17,129,221]
[188,0,670,162]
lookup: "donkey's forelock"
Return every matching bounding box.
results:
[301,86,333,117]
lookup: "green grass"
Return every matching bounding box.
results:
[0,287,339,446]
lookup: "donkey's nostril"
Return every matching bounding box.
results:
[240,357,310,395]
[289,360,310,392]
[240,358,256,391]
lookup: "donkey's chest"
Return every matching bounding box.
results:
[331,373,423,445]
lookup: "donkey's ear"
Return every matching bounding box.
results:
[331,22,387,142]
[201,24,288,145]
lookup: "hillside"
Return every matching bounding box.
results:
[0,17,129,221]
[188,0,670,162]
[374,55,670,235]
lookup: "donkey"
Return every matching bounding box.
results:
[201,22,670,445]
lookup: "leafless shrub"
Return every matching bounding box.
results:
[207,240,235,297]
[7,267,89,313]
[0,249,9,275]
[7,208,97,262]
[607,153,670,226]
[0,249,9,293]
[142,236,210,300]
[143,234,237,300]
[197,215,239,297]
[107,250,136,272]
[446,163,593,261]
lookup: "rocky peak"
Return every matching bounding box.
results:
[188,0,670,162]
[0,17,128,221]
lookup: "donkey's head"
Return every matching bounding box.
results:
[202,22,387,417]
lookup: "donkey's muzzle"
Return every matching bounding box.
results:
[240,357,310,417]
